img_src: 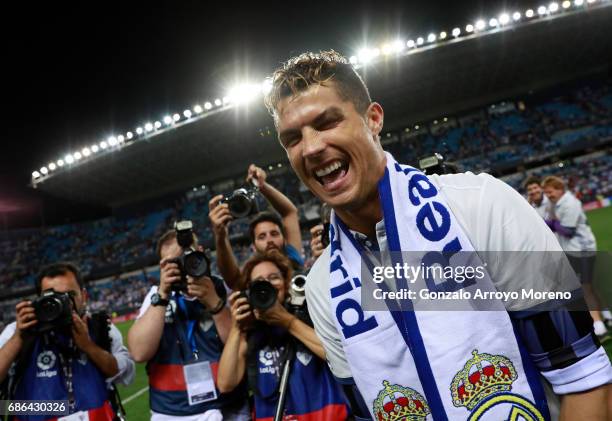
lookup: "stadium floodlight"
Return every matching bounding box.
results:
[57,159,64,167]
[40,167,48,175]
[381,43,392,55]
[586,0,595,3]
[183,109,192,118]
[537,5,547,14]
[32,170,40,178]
[144,123,153,132]
[466,24,474,33]
[204,102,212,110]
[136,127,144,135]
[91,144,99,153]
[228,84,261,104]
[214,98,222,106]
[163,115,173,125]
[262,78,274,95]
[562,0,571,7]
[439,31,447,40]
[549,2,559,12]
[574,0,584,5]
[427,33,436,43]
[73,152,82,160]
[65,154,74,164]
[100,141,108,149]
[222,96,230,105]
[193,104,204,113]
[126,131,133,139]
[513,11,522,20]
[526,8,535,17]
[499,13,510,24]
[416,37,424,45]
[358,48,374,63]
[82,147,91,157]
[475,20,486,30]
[172,113,180,122]
[452,27,461,37]
[392,39,404,52]
[48,163,56,171]
[117,135,125,143]
[489,18,499,27]
[407,39,416,48]
[154,121,162,129]
[108,136,118,146]
[349,55,358,64]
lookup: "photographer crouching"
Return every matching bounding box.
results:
[0,262,135,420]
[217,251,349,421]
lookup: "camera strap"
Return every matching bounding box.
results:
[176,295,198,360]
[55,337,76,413]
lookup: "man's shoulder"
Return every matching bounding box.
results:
[430,171,494,190]
[305,247,331,294]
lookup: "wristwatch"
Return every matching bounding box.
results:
[151,293,170,307]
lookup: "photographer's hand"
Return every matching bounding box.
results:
[15,300,37,335]
[253,300,294,328]
[72,312,119,378]
[159,258,181,299]
[310,224,325,259]
[188,276,221,309]
[246,164,267,190]
[229,291,253,331]
[208,195,232,239]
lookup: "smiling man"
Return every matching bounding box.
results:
[264,51,611,420]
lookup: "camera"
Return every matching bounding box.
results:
[221,185,259,219]
[418,153,459,175]
[240,280,278,310]
[169,220,211,292]
[32,289,74,332]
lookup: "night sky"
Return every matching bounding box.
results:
[1,0,541,229]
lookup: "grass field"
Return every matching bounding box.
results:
[115,207,612,420]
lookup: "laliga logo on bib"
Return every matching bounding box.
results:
[451,350,544,421]
[37,350,56,370]
[259,349,276,366]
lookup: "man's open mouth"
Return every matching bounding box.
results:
[313,159,349,188]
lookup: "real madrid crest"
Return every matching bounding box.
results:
[451,349,544,421]
[372,380,430,421]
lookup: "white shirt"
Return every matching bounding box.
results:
[553,191,597,252]
[0,320,135,386]
[305,172,607,405]
[531,193,550,219]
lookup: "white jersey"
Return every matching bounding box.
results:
[531,193,550,219]
[553,191,597,252]
[304,172,606,419]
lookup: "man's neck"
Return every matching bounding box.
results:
[335,196,382,238]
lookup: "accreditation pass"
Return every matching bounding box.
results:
[183,361,217,405]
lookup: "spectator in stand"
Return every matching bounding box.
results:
[209,164,304,290]
[542,176,612,337]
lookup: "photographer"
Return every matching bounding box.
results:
[217,251,349,420]
[127,227,248,420]
[209,164,304,290]
[0,262,134,420]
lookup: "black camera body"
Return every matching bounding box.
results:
[418,153,459,175]
[170,220,211,292]
[240,280,278,311]
[221,187,259,219]
[32,289,74,333]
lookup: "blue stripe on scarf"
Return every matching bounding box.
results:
[511,321,552,421]
[375,168,448,420]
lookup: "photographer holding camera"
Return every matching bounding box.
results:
[0,262,134,420]
[127,222,248,421]
[209,164,304,290]
[216,250,349,421]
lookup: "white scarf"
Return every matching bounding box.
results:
[328,153,550,421]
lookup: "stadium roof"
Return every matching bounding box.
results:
[32,3,612,208]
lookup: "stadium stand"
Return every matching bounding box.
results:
[1,78,611,322]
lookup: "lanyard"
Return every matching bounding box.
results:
[176,295,199,360]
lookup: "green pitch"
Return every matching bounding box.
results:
[113,207,612,419]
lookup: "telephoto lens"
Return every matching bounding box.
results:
[244,280,278,310]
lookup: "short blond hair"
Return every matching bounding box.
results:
[264,50,372,121]
[541,176,565,190]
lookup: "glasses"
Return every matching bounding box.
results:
[251,272,284,284]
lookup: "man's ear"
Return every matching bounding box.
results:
[366,102,384,138]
